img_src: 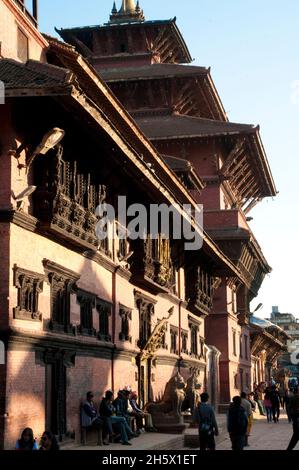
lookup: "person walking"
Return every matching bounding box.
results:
[227,396,248,451]
[286,388,299,451]
[241,392,253,447]
[270,386,281,423]
[254,385,266,416]
[193,392,219,451]
[263,388,273,423]
[284,389,292,423]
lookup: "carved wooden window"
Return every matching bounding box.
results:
[34,146,110,256]
[43,260,80,333]
[77,290,96,336]
[136,297,154,349]
[96,300,111,342]
[185,265,214,316]
[170,327,178,355]
[181,330,188,354]
[119,306,132,342]
[190,325,198,356]
[13,265,44,321]
[145,235,172,288]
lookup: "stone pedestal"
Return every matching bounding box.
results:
[151,414,187,434]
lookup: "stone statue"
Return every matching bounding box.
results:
[182,370,202,415]
[145,372,187,432]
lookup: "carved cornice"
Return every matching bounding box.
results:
[188,315,202,327]
[42,259,80,282]
[134,289,158,306]
[0,210,38,231]
[7,328,115,359]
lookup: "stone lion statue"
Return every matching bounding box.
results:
[146,372,186,418]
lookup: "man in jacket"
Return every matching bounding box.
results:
[193,393,219,451]
[100,390,137,445]
[81,391,107,445]
[241,392,253,447]
[227,396,248,451]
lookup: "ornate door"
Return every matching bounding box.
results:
[45,352,67,442]
[138,358,152,408]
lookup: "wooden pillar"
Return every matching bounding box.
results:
[33,0,38,23]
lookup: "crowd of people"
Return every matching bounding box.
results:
[193,382,299,451]
[83,389,156,446]
[14,388,155,451]
[14,381,299,451]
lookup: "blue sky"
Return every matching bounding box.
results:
[38,0,299,318]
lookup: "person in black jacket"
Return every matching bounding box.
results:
[270,386,281,423]
[227,396,248,451]
[286,388,299,451]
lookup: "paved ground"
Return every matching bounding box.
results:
[61,411,298,451]
[217,411,297,451]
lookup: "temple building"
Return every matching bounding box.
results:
[0,0,283,449]
[269,306,299,378]
[249,315,290,386]
[58,0,277,406]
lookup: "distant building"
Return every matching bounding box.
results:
[269,306,299,378]
[250,316,289,386]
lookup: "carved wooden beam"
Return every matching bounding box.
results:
[243,197,261,214]
[220,139,246,176]
[235,174,256,196]
[152,27,168,53]
[229,161,251,186]
[174,81,193,110]
[197,79,215,119]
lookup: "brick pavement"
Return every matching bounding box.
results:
[217,411,297,451]
[61,411,298,451]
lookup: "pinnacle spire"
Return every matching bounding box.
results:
[109,0,145,24]
[111,1,117,14]
[120,0,137,14]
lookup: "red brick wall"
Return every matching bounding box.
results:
[66,356,112,441]
[4,350,45,450]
